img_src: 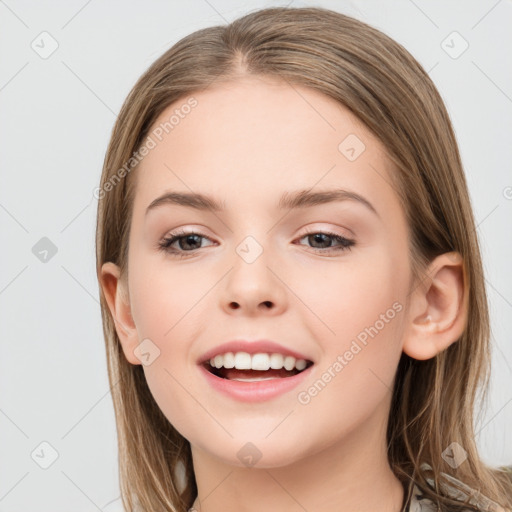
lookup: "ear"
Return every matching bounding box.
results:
[99,262,141,365]
[402,252,468,360]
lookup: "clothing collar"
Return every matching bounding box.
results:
[403,462,506,512]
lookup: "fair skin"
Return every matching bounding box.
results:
[100,75,467,512]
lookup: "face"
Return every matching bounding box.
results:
[116,75,413,468]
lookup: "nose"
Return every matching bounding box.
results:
[220,241,287,316]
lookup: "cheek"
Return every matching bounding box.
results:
[292,248,405,401]
[127,253,215,424]
[128,259,208,437]
[304,249,405,409]
[294,266,404,449]
[291,248,404,342]
[129,253,208,338]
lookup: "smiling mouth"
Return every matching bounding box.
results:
[203,362,314,381]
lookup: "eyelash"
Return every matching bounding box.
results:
[158,228,355,258]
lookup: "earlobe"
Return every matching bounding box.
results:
[402,252,468,361]
[99,262,141,365]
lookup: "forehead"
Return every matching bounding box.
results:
[132,76,399,217]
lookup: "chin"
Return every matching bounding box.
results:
[203,437,310,470]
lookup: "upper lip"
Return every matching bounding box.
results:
[197,340,314,365]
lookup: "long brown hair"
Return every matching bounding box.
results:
[95,6,512,511]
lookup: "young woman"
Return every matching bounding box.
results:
[96,6,512,512]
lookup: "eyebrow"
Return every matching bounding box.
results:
[145,188,379,218]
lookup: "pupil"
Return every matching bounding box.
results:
[310,233,330,248]
[181,235,201,250]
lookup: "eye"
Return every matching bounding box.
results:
[158,229,215,257]
[295,230,355,254]
[157,228,355,258]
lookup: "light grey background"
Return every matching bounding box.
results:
[1,0,511,510]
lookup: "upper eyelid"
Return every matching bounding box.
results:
[163,226,352,237]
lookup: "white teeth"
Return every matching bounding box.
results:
[234,352,252,369]
[295,359,307,371]
[283,356,296,371]
[251,353,270,370]
[223,352,235,368]
[208,351,309,371]
[269,353,284,369]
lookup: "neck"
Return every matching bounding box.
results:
[189,403,405,512]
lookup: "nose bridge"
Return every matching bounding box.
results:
[221,231,286,314]
[229,210,277,266]
[235,233,267,266]
[231,232,274,288]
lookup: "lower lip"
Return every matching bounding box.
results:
[198,364,314,402]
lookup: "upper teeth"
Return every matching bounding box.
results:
[209,352,308,371]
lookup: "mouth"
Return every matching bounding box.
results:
[202,359,315,382]
[198,352,315,401]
